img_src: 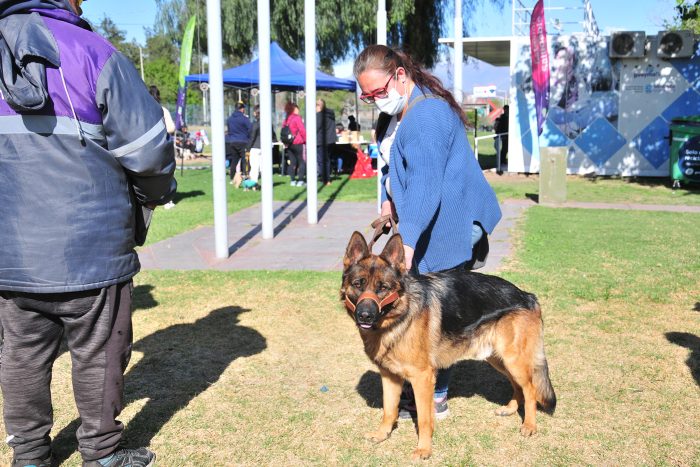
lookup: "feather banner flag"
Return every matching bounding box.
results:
[175,15,197,130]
[529,0,549,136]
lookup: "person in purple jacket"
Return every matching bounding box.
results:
[0,1,176,466]
[354,45,502,422]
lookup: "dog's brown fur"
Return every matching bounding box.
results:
[341,232,556,460]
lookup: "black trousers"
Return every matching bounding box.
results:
[0,281,133,462]
[226,142,248,179]
[317,144,333,183]
[286,144,305,182]
[500,136,509,164]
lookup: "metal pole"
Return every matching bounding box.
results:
[376,0,387,214]
[206,0,229,258]
[258,0,274,239]
[139,46,145,81]
[453,0,463,105]
[305,0,318,224]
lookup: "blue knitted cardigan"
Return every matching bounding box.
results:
[381,86,502,273]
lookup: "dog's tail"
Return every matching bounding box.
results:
[532,304,556,414]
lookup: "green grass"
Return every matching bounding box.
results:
[148,165,699,245]
[7,208,698,465]
[147,170,377,244]
[501,207,700,308]
[486,174,700,206]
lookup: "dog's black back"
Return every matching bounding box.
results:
[410,269,539,338]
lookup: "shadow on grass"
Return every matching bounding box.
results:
[228,189,306,255]
[355,360,512,410]
[318,176,351,222]
[51,306,266,464]
[525,193,539,203]
[693,302,700,312]
[665,332,699,388]
[171,190,206,203]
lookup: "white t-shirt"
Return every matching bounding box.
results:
[379,116,399,197]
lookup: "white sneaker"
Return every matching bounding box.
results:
[297,181,306,187]
[163,201,175,210]
[290,180,298,186]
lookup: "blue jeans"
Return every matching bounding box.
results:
[434,223,484,401]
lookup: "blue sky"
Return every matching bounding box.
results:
[82,0,676,46]
[82,0,676,82]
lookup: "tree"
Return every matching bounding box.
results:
[155,0,505,69]
[669,0,700,34]
[95,16,143,73]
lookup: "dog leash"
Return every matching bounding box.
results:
[367,214,398,251]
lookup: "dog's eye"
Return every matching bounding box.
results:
[377,283,389,292]
[352,279,365,289]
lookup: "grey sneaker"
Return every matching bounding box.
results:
[83,448,155,467]
[12,455,51,467]
[398,396,450,421]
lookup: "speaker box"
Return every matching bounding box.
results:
[609,31,646,58]
[656,30,695,59]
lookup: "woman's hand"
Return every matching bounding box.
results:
[403,245,414,270]
[380,200,397,227]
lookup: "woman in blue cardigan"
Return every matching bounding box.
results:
[354,45,502,420]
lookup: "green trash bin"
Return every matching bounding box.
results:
[669,116,700,188]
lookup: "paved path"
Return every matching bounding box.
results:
[138,198,699,273]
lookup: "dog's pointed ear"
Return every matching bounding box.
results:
[380,234,405,272]
[344,231,369,269]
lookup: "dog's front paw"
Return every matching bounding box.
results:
[519,423,537,437]
[411,447,432,460]
[364,430,390,443]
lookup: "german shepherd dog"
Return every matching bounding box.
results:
[341,232,556,460]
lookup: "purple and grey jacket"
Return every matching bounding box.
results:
[0,3,177,293]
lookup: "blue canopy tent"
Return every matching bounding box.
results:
[185,42,356,92]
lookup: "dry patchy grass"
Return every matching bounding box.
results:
[0,209,698,466]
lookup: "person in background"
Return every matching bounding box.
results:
[225,102,252,185]
[494,104,509,167]
[354,44,502,421]
[247,104,277,187]
[149,85,175,135]
[348,114,360,132]
[0,0,176,466]
[334,122,345,173]
[316,98,337,186]
[282,101,306,186]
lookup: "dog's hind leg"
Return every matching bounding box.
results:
[501,355,538,436]
[409,369,435,460]
[487,356,523,417]
[365,368,402,443]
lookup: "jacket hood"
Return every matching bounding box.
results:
[0,0,74,18]
[0,12,61,111]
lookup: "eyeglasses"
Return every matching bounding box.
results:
[359,75,394,104]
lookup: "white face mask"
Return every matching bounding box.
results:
[374,75,407,116]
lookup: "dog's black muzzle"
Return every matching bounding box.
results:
[344,290,400,330]
[355,300,379,328]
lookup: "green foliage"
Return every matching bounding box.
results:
[155,0,506,69]
[95,16,143,75]
[144,58,179,106]
[668,0,700,33]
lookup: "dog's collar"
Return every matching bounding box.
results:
[344,290,400,313]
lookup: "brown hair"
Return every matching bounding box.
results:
[353,45,467,126]
[148,85,161,103]
[284,101,298,116]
